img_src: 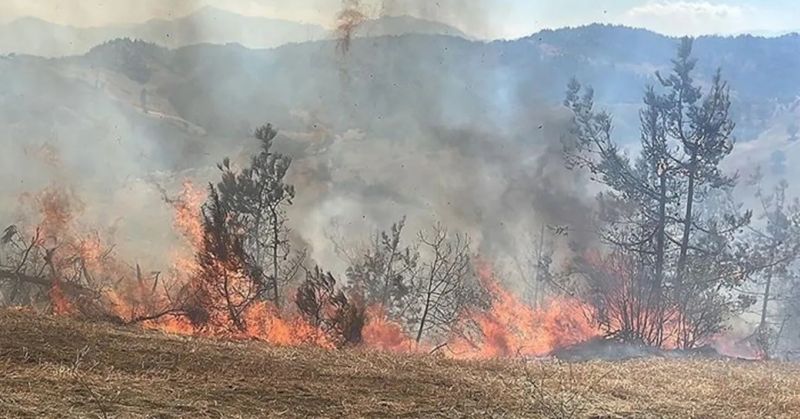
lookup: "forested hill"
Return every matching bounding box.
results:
[4,24,799,139]
[1,24,799,199]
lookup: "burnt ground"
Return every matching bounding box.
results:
[1,309,799,418]
[551,337,741,362]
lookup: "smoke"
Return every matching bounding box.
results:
[0,46,251,267]
[336,0,367,54]
[279,85,593,282]
[377,0,488,37]
[0,2,594,295]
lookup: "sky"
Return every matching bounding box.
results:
[0,0,798,38]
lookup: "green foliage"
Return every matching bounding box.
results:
[345,217,418,319]
[565,38,757,349]
[215,124,299,304]
[192,186,262,332]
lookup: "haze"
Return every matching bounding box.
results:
[2,0,800,38]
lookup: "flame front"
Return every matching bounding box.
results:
[25,181,752,360]
[445,265,599,359]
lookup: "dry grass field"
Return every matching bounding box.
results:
[0,308,798,418]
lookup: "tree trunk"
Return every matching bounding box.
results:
[533,223,545,308]
[674,151,698,350]
[380,245,398,308]
[759,241,777,359]
[653,170,668,345]
[676,152,698,281]
[270,207,280,308]
[759,274,773,330]
[222,271,245,332]
[415,287,433,344]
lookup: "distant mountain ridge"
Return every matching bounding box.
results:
[354,15,469,39]
[2,24,800,262]
[2,24,799,187]
[0,7,470,57]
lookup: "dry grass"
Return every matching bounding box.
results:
[0,309,798,418]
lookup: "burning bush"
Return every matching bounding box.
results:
[296,267,366,347]
[191,186,264,332]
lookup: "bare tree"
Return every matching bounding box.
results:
[577,250,672,345]
[345,217,419,320]
[0,226,50,307]
[411,223,480,344]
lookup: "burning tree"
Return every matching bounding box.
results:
[215,124,302,306]
[0,188,186,325]
[295,266,365,347]
[0,190,99,314]
[189,187,263,332]
[565,75,677,346]
[564,37,756,349]
[575,251,670,345]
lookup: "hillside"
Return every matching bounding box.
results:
[0,309,798,417]
[44,27,800,141]
[3,26,800,271]
[0,7,470,57]
[4,26,798,149]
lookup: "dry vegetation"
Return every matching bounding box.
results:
[0,309,798,418]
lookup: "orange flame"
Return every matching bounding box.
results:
[49,280,74,316]
[711,334,764,360]
[239,301,335,348]
[38,181,604,359]
[446,265,599,359]
[362,306,417,353]
[32,180,759,361]
[172,181,206,249]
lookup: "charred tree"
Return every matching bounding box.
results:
[192,186,262,332]
[216,124,299,307]
[296,266,365,347]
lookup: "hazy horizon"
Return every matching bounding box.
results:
[2,0,799,40]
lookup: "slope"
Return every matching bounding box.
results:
[1,309,799,418]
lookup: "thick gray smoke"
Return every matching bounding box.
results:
[0,1,593,291]
[281,109,593,278]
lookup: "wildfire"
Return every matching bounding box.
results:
[240,301,335,348]
[147,189,604,358]
[336,0,366,54]
[21,180,760,361]
[49,279,74,316]
[32,187,81,241]
[446,265,600,359]
[172,180,206,249]
[362,306,417,353]
[710,333,764,360]
[30,180,604,359]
